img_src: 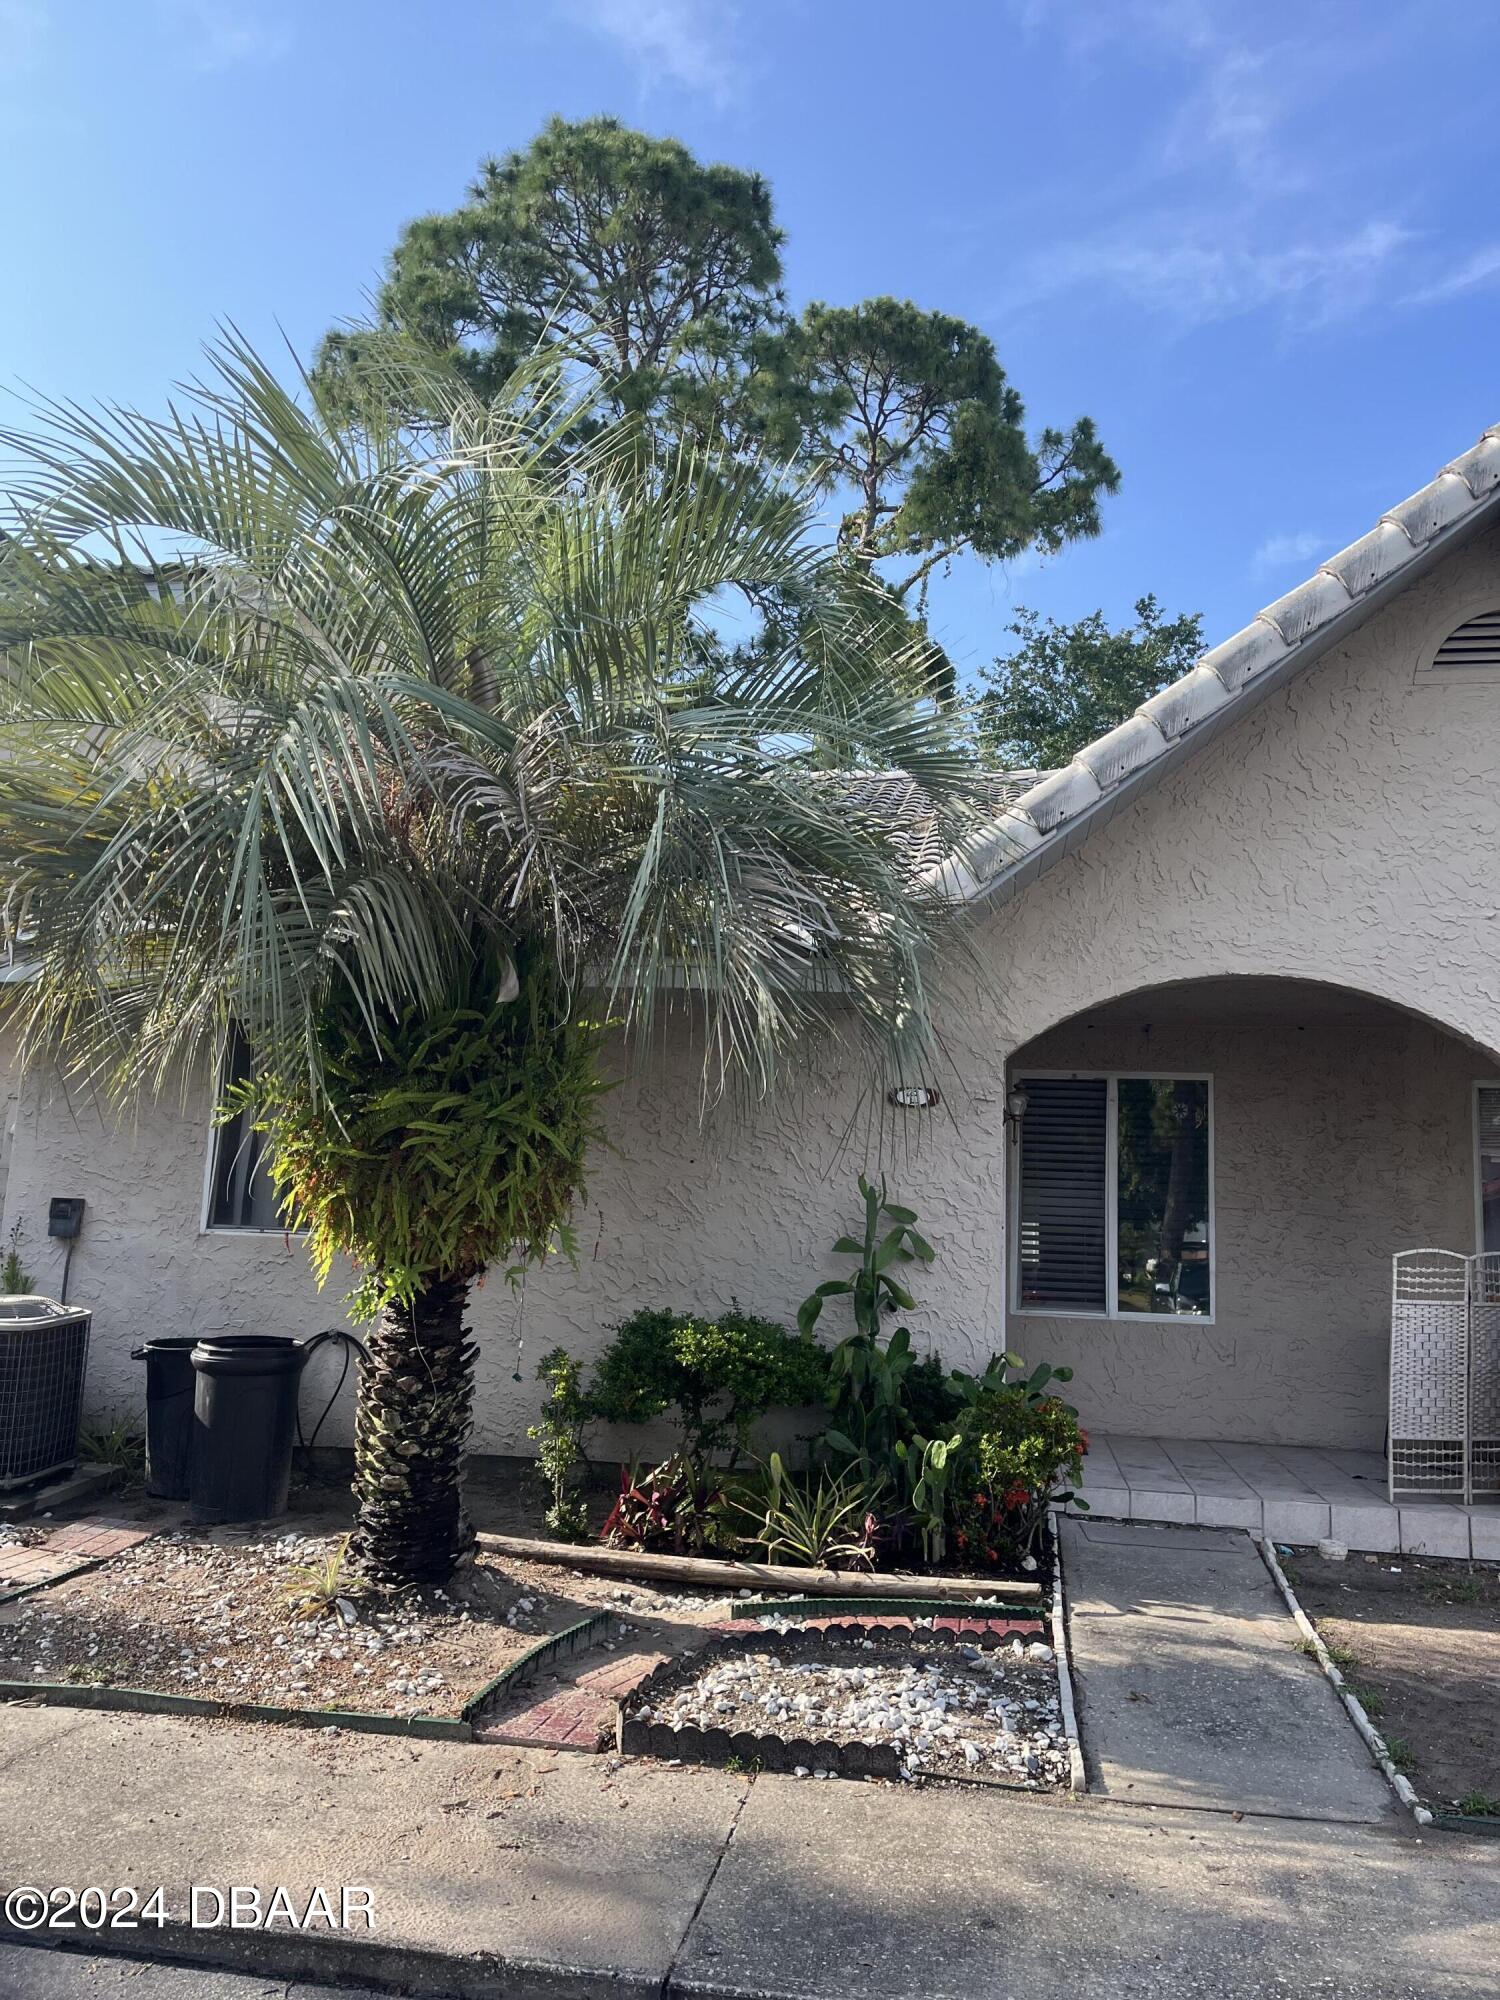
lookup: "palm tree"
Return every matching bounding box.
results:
[0,337,986,1586]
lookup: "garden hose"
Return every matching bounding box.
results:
[294,1327,370,1482]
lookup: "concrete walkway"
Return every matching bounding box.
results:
[0,1700,1494,1997]
[1060,1516,1395,1821]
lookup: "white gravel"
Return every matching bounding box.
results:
[630,1637,1070,1787]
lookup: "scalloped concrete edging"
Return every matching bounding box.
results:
[1253,1534,1433,1827]
[0,1612,618,1741]
[621,1630,903,1781]
[727,1594,1043,1623]
[617,1622,1074,1791]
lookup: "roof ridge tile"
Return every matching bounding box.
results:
[931,417,1500,908]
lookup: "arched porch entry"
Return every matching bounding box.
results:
[999,974,1500,1545]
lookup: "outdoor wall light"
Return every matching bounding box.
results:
[1003,1083,1029,1139]
[887,1084,940,1110]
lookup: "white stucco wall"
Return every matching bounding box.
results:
[3,518,1497,1454]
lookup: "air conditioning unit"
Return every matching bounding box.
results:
[0,1297,93,1491]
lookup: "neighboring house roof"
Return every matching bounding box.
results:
[922,421,1500,911]
[834,769,1047,872]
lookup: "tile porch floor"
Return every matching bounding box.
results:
[1077,1435,1500,1559]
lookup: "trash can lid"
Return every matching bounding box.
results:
[0,1295,90,1331]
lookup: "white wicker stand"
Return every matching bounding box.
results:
[1390,1248,1500,1503]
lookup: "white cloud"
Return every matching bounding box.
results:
[561,0,743,102]
[158,2,289,72]
[1251,530,1326,576]
[1005,218,1412,333]
[1405,244,1500,307]
[1159,44,1308,195]
[998,6,1435,338]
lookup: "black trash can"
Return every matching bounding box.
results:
[131,1335,200,1500]
[189,1335,310,1525]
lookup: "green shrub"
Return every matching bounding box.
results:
[0,1219,34,1296]
[234,947,606,1321]
[527,1347,592,1542]
[960,1388,1086,1558]
[589,1306,828,1481]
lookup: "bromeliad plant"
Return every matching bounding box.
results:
[735,1451,880,1569]
[601,1455,729,1555]
[0,335,989,1588]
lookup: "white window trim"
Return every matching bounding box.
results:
[1472,1079,1500,1256]
[1008,1068,1216,1325]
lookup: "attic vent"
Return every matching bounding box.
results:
[1418,604,1500,682]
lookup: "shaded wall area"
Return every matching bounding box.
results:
[1005,986,1485,1448]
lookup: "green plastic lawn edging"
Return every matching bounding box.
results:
[460,1609,613,1722]
[1428,1809,1500,1837]
[728,1595,1044,1621]
[0,1677,472,1741]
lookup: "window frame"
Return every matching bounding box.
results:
[1009,1068,1216,1325]
[199,1035,289,1239]
[1472,1079,1500,1256]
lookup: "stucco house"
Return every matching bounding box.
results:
[4,420,1500,1548]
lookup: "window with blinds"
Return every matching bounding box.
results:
[1478,1086,1500,1255]
[1014,1072,1214,1319]
[1016,1076,1108,1312]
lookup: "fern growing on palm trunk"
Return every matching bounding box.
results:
[239,949,603,1582]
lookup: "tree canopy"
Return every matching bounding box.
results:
[316,118,1119,661]
[757,298,1118,607]
[975,595,1204,769]
[316,115,785,441]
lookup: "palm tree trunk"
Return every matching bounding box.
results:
[350,1272,477,1586]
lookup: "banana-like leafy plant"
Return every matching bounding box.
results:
[800,1174,938,1480]
[0,336,989,1587]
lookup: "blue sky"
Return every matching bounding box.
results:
[4,0,1498,687]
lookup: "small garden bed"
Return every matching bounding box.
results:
[0,1526,716,1724]
[1284,1549,1500,1823]
[622,1625,1069,1788]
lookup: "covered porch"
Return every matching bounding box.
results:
[1073,1433,1500,1558]
[1000,974,1500,1510]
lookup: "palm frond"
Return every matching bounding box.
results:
[0,335,992,1110]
